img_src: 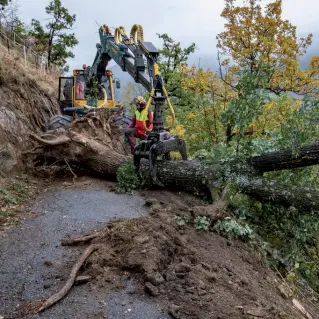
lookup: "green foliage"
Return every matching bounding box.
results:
[157,33,196,84]
[226,177,319,293]
[174,213,253,241]
[174,214,192,226]
[220,65,273,153]
[213,218,254,241]
[0,188,17,204]
[29,0,78,69]
[0,179,33,206]
[157,33,196,106]
[116,161,141,194]
[193,216,211,231]
[174,214,211,231]
[0,0,10,7]
[84,76,99,106]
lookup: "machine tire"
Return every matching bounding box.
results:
[112,114,132,129]
[46,115,73,131]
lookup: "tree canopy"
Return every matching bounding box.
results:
[29,0,78,70]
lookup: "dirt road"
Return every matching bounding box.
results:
[0,180,168,319]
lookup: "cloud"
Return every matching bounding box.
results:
[18,0,319,72]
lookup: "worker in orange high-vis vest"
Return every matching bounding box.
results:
[125,96,153,154]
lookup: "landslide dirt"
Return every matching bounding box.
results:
[80,189,318,319]
[0,41,60,176]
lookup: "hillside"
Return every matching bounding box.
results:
[0,42,60,176]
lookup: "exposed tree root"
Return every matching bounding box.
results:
[19,244,99,316]
[61,233,100,246]
[61,222,114,246]
[30,133,71,145]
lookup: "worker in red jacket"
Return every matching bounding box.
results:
[125,96,153,154]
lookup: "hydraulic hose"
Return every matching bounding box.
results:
[130,24,144,44]
[141,89,155,132]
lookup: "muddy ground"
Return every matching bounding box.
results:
[0,177,317,319]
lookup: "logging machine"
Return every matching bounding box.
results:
[52,24,188,185]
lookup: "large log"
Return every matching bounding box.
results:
[26,109,319,212]
[236,176,319,212]
[250,143,319,173]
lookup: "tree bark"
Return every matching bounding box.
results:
[250,143,319,173]
[236,176,319,212]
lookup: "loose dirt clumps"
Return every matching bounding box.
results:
[77,191,309,319]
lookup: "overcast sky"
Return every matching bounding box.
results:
[18,0,319,72]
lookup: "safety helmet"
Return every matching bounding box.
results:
[135,96,146,107]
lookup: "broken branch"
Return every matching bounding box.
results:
[20,244,98,315]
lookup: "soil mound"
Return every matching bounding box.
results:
[81,191,313,319]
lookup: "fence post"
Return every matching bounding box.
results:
[23,46,27,66]
[13,32,15,45]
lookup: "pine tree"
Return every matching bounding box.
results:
[29,0,78,70]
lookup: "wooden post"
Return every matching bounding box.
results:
[23,46,27,66]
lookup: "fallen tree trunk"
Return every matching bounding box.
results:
[236,176,319,212]
[25,109,319,212]
[250,142,319,173]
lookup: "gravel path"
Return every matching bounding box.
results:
[0,185,168,319]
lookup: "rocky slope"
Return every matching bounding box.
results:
[0,43,60,175]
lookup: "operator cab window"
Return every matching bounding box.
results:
[100,75,112,100]
[75,74,86,100]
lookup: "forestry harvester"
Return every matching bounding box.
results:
[49,24,188,185]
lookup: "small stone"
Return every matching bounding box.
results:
[62,182,73,187]
[145,282,160,296]
[144,198,159,207]
[165,270,176,281]
[200,262,211,271]
[146,272,165,286]
[169,304,181,319]
[175,263,191,273]
[159,287,166,294]
[278,284,289,299]
[122,301,126,306]
[198,289,207,296]
[127,287,136,294]
[43,283,51,289]
[186,286,195,294]
[240,278,249,286]
[75,275,92,284]
[246,307,264,317]
[136,236,150,244]
[43,260,53,266]
[198,280,206,289]
[206,273,217,282]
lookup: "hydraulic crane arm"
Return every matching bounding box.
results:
[85,24,187,186]
[86,24,156,93]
